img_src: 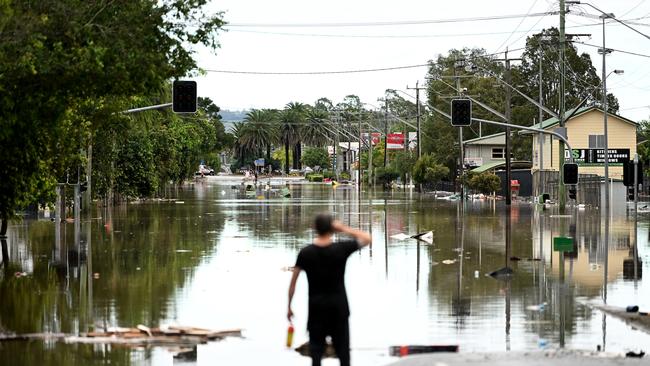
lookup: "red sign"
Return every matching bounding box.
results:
[362,133,381,145]
[387,133,405,150]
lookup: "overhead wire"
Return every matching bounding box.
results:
[500,2,556,52]
[224,12,558,28]
[201,47,525,76]
[493,0,543,54]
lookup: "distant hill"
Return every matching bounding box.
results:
[220,109,249,122]
[219,109,249,132]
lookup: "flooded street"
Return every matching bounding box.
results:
[1,180,649,365]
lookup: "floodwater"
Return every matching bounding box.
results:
[0,179,648,366]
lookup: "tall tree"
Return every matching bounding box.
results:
[282,102,307,171]
[0,0,225,233]
[302,108,331,147]
[241,109,278,161]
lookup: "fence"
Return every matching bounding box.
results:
[533,170,601,205]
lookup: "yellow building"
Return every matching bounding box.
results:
[531,106,638,180]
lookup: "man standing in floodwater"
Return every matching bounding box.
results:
[287,214,372,366]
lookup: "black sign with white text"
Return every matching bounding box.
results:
[564,148,630,165]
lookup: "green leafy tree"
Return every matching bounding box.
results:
[0,0,225,233]
[302,147,331,170]
[468,172,501,195]
[390,151,416,184]
[412,154,450,191]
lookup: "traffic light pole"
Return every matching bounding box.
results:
[472,118,575,164]
[427,103,576,165]
[122,103,173,114]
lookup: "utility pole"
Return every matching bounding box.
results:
[559,0,567,210]
[495,49,522,206]
[407,81,426,192]
[454,59,465,199]
[601,13,613,214]
[538,50,544,184]
[369,113,375,186]
[358,111,363,194]
[384,101,389,168]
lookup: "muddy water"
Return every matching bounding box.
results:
[0,180,648,365]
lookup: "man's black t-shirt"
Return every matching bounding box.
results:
[295,240,360,329]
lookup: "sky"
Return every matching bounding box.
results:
[194,0,650,122]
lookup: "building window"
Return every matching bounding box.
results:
[492,147,504,159]
[589,135,605,149]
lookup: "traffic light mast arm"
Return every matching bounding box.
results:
[472,117,575,163]
[122,103,173,114]
[426,102,574,163]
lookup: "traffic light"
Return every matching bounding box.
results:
[623,160,644,187]
[628,185,636,201]
[563,163,578,185]
[172,80,197,113]
[451,99,471,126]
[568,186,576,200]
[80,181,88,193]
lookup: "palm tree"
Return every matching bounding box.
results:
[241,109,278,162]
[230,121,246,162]
[280,102,307,172]
[302,108,331,147]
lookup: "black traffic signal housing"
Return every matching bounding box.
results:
[563,163,578,185]
[80,181,88,193]
[628,185,636,201]
[451,99,472,126]
[568,186,577,200]
[623,160,644,187]
[172,80,197,113]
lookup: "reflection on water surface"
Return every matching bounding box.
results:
[1,181,648,365]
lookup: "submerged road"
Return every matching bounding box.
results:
[388,351,647,366]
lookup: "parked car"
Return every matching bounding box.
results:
[196,164,214,176]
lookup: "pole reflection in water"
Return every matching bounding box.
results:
[505,205,511,351]
[368,196,372,258]
[384,199,388,277]
[602,206,610,351]
[1,238,7,270]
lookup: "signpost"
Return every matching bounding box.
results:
[386,133,405,150]
[564,148,630,165]
[553,236,574,252]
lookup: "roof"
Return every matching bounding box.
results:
[463,132,505,146]
[471,160,532,173]
[533,106,638,130]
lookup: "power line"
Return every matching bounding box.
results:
[572,9,650,40]
[224,12,558,28]
[229,28,545,39]
[619,0,647,19]
[572,41,650,58]
[493,0,543,54]
[202,47,526,76]
[222,16,649,39]
[202,64,429,75]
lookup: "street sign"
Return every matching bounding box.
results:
[553,236,574,252]
[387,133,405,150]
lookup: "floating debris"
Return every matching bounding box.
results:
[390,231,434,244]
[0,325,241,348]
[488,267,513,278]
[526,303,547,311]
[389,345,459,357]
